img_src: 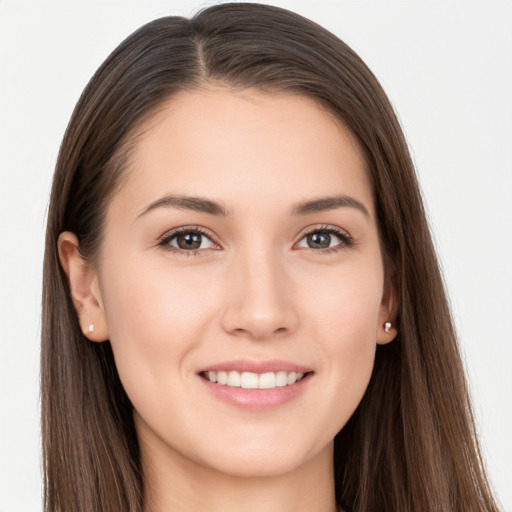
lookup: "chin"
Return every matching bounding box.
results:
[207,454,308,479]
[196,436,332,479]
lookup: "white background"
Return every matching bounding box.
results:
[1,1,511,511]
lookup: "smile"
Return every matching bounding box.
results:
[201,370,306,389]
[197,360,314,410]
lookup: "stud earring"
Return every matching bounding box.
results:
[88,324,95,333]
[384,321,392,334]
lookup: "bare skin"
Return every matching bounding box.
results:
[59,88,397,512]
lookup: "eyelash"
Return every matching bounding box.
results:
[157,224,354,257]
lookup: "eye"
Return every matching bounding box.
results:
[158,227,218,255]
[296,225,353,252]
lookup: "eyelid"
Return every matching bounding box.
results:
[299,223,351,239]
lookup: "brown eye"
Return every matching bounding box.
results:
[306,231,332,249]
[176,232,203,250]
[160,228,217,254]
[296,226,352,252]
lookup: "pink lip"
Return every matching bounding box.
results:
[197,359,313,374]
[197,359,314,411]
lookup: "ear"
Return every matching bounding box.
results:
[376,266,399,345]
[58,231,109,342]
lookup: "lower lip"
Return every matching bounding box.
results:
[199,373,313,410]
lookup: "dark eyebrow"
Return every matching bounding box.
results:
[137,195,229,218]
[291,195,370,217]
[137,193,369,219]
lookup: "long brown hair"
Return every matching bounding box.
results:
[42,3,499,511]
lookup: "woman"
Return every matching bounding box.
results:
[41,3,499,511]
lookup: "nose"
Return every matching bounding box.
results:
[220,247,299,340]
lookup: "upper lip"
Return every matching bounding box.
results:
[197,359,313,374]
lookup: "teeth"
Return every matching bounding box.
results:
[227,371,241,387]
[275,371,288,387]
[259,372,275,389]
[205,370,307,389]
[240,371,259,389]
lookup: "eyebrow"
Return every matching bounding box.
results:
[137,195,229,218]
[290,195,370,217]
[137,193,370,219]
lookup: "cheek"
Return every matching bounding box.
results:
[104,258,212,339]
[300,262,382,421]
[99,261,216,398]
[299,258,383,346]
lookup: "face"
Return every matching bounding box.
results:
[77,89,396,478]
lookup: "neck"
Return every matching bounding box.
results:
[141,436,338,512]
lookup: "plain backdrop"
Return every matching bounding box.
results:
[1,1,511,511]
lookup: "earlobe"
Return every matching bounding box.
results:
[378,320,397,345]
[377,268,399,345]
[57,232,109,342]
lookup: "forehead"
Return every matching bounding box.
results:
[112,88,374,220]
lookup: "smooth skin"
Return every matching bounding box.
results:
[59,88,398,512]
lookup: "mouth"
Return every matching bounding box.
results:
[196,360,314,410]
[199,370,311,389]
